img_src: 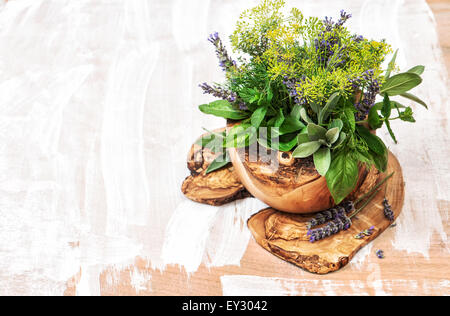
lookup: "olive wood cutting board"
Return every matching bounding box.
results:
[247,152,405,274]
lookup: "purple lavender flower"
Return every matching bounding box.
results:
[307,206,347,230]
[208,32,236,72]
[308,215,352,243]
[376,249,385,259]
[349,69,380,120]
[283,76,306,105]
[383,198,395,221]
[314,10,352,67]
[355,226,375,239]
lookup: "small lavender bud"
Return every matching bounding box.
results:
[376,249,385,259]
[383,198,395,221]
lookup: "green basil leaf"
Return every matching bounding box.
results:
[369,149,388,172]
[381,94,392,119]
[380,73,422,96]
[199,100,249,120]
[292,141,321,158]
[273,109,285,127]
[277,134,299,152]
[384,120,398,144]
[205,153,231,174]
[356,125,387,155]
[385,49,398,79]
[318,92,340,124]
[307,123,327,141]
[399,92,428,109]
[313,147,331,176]
[325,151,359,204]
[325,127,340,144]
[278,116,305,135]
[406,65,425,75]
[250,105,267,128]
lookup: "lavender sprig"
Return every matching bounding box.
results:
[355,226,375,239]
[199,82,237,103]
[208,32,237,72]
[307,205,348,229]
[383,198,395,221]
[308,215,352,243]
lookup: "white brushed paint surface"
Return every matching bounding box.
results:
[0,0,448,295]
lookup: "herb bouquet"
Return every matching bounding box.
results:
[192,0,427,213]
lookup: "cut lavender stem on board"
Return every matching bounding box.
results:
[383,198,395,221]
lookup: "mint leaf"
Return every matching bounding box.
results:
[356,125,387,155]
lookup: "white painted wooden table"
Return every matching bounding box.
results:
[0,0,448,296]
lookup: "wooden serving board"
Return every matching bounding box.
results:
[247,152,405,274]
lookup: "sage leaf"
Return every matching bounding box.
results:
[400,92,428,109]
[334,132,346,148]
[310,101,320,114]
[307,123,327,141]
[300,106,314,124]
[368,106,383,129]
[385,49,398,79]
[325,127,340,144]
[406,65,425,75]
[380,73,422,96]
[325,151,359,204]
[251,105,267,128]
[356,125,387,155]
[292,141,321,158]
[329,119,344,132]
[318,92,340,124]
[205,153,231,174]
[297,133,310,145]
[199,100,249,120]
[313,147,331,176]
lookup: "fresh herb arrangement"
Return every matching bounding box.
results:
[197,0,427,204]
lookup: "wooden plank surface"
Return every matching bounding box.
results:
[0,0,448,296]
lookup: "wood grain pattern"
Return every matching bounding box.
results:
[247,152,404,274]
[182,129,251,205]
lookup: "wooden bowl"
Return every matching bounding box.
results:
[228,146,366,214]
